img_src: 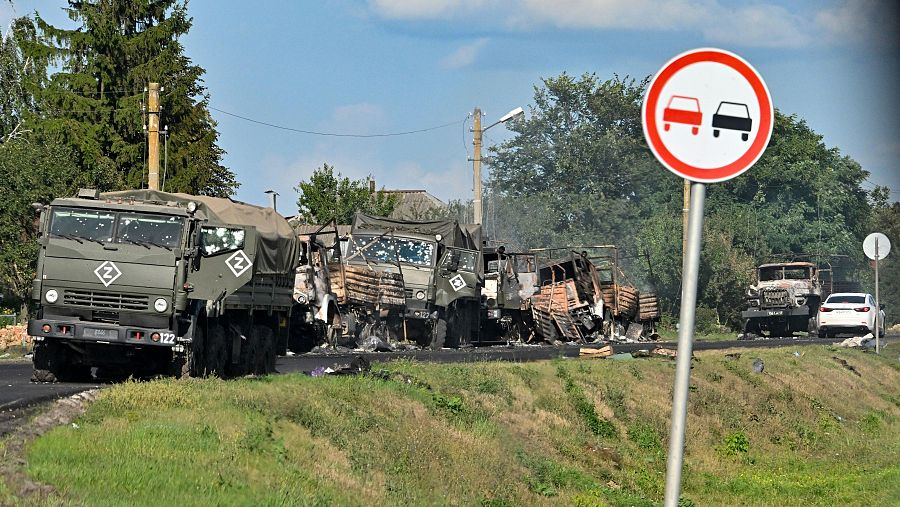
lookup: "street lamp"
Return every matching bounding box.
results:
[472,106,524,225]
[264,190,279,212]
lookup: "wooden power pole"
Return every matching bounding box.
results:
[147,82,161,190]
[472,107,483,225]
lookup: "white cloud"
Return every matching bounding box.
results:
[440,38,489,69]
[814,0,899,47]
[368,0,495,20]
[367,0,892,49]
[331,102,386,127]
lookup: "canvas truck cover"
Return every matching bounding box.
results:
[102,190,299,275]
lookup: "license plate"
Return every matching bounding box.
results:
[766,310,784,316]
[85,327,115,339]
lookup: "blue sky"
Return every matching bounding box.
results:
[3,0,898,212]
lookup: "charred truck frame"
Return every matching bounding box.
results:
[337,214,483,349]
[29,189,298,380]
[481,247,537,342]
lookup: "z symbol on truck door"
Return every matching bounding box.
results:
[94,261,123,287]
[225,250,252,277]
[449,274,466,292]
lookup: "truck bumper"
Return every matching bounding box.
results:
[741,306,810,319]
[28,318,181,348]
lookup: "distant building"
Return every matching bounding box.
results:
[381,189,446,220]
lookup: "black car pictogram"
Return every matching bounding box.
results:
[712,101,752,141]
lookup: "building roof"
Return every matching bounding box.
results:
[381,190,446,220]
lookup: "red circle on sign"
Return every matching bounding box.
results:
[642,48,773,182]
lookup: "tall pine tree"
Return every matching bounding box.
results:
[20,0,236,196]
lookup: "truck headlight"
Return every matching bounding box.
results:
[154,298,169,312]
[45,289,59,304]
[415,290,426,300]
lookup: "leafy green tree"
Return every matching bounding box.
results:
[869,192,899,325]
[0,138,82,319]
[18,0,236,196]
[295,163,398,225]
[485,73,678,253]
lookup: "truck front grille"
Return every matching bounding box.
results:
[63,290,150,311]
[761,289,789,308]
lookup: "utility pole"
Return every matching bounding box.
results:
[472,107,483,225]
[147,82,161,190]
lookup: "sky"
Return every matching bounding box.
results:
[2,0,898,212]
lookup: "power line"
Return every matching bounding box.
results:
[209,106,464,138]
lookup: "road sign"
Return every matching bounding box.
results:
[642,48,774,183]
[863,232,891,260]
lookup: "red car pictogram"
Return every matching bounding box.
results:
[663,95,702,135]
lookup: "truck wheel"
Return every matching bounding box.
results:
[430,318,447,350]
[32,341,58,383]
[206,321,228,378]
[250,325,275,375]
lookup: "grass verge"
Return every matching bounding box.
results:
[6,345,899,506]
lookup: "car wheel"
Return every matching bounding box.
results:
[713,129,720,138]
[664,123,671,131]
[691,126,699,135]
[741,133,749,141]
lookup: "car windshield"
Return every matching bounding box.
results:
[117,213,183,248]
[50,207,115,242]
[347,235,435,267]
[826,295,865,304]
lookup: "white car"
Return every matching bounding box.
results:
[817,292,886,338]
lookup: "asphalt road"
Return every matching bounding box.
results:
[1,334,895,433]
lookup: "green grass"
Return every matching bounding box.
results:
[8,346,900,506]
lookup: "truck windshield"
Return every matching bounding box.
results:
[117,213,183,248]
[759,267,811,281]
[348,235,435,267]
[50,207,115,242]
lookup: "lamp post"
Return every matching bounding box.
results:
[472,106,524,225]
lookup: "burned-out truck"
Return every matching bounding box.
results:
[28,189,298,381]
[336,213,483,348]
[741,261,824,337]
[481,247,537,342]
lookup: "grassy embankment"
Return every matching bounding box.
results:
[6,344,900,506]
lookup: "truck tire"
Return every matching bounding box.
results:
[251,325,276,374]
[430,318,447,350]
[32,341,58,382]
[206,320,229,378]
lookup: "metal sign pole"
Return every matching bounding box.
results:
[875,237,880,354]
[663,182,706,507]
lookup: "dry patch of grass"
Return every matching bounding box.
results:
[6,345,899,506]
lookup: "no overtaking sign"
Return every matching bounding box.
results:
[642,48,774,183]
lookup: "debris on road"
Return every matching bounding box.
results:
[579,345,613,358]
[308,356,372,377]
[834,334,875,349]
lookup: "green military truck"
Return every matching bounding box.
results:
[28,189,298,381]
[339,213,483,349]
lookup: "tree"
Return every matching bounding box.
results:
[18,0,236,196]
[295,163,399,224]
[0,138,82,319]
[485,73,677,252]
